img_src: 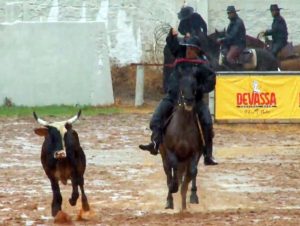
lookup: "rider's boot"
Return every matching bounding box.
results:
[202,124,218,165]
[204,144,218,165]
[139,129,161,155]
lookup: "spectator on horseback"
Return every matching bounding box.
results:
[263,4,288,57]
[217,6,246,68]
[177,5,207,37]
[139,28,218,165]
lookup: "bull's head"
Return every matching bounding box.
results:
[33,110,81,159]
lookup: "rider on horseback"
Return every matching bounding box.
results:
[263,4,288,57]
[177,5,207,36]
[139,29,218,165]
[217,6,246,68]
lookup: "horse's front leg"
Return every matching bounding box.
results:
[166,149,178,194]
[190,154,201,204]
[190,177,199,204]
[163,157,174,209]
[181,172,192,210]
[190,152,200,204]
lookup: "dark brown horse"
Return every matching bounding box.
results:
[160,68,204,210]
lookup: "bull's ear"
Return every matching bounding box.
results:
[34,127,48,136]
[65,123,72,131]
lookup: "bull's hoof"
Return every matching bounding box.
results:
[52,207,61,217]
[82,202,90,211]
[165,200,174,209]
[69,198,77,206]
[190,193,199,204]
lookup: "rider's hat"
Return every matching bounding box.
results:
[226,5,239,13]
[177,6,194,20]
[180,36,202,50]
[270,4,282,11]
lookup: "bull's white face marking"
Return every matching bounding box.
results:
[50,122,67,159]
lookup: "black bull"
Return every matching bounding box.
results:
[33,110,90,217]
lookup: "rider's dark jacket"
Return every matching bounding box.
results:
[223,15,246,49]
[178,13,208,36]
[166,34,216,102]
[265,14,288,45]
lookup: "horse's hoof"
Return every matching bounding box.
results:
[190,194,199,204]
[165,201,174,209]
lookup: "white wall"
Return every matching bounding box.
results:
[0,22,114,106]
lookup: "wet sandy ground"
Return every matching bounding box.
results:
[0,113,300,225]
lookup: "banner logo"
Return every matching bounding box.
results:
[236,80,277,108]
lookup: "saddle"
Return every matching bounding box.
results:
[277,42,298,60]
[219,48,257,70]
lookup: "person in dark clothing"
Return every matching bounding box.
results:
[163,6,208,94]
[177,6,208,36]
[139,29,218,165]
[217,6,246,67]
[264,4,288,57]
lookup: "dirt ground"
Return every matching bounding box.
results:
[0,111,300,226]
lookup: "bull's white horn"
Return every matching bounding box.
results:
[33,112,49,126]
[66,109,82,124]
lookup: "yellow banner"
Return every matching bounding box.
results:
[215,75,300,120]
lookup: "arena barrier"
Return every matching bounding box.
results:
[215,71,300,123]
[0,22,114,106]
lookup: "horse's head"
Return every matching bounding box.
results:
[215,28,226,38]
[177,67,197,112]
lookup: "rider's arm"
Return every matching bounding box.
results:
[265,18,284,36]
[197,65,216,93]
[166,28,181,57]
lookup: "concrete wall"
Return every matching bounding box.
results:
[0,22,114,106]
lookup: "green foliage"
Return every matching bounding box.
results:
[0,105,122,117]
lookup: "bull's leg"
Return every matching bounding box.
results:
[190,153,200,204]
[69,176,79,206]
[50,178,62,217]
[78,176,90,211]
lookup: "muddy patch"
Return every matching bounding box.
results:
[0,116,300,225]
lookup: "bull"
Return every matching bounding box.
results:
[33,110,90,217]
